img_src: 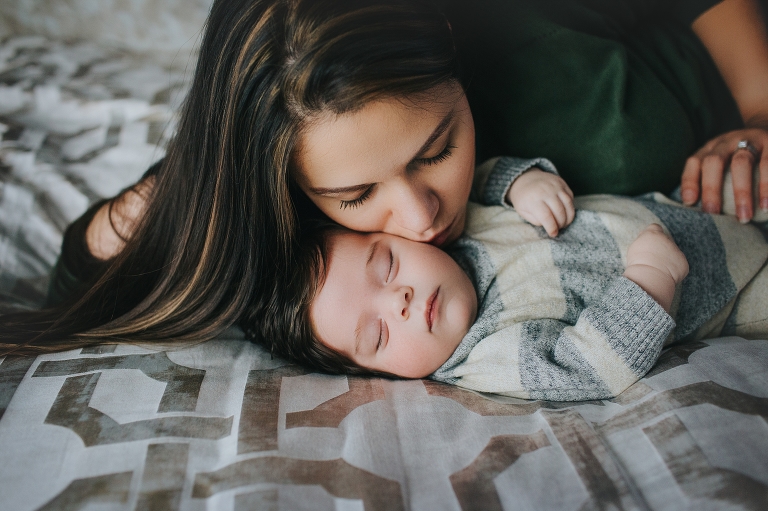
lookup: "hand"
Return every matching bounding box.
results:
[624,224,689,311]
[680,126,768,221]
[506,168,575,237]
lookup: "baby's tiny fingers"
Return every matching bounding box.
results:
[540,210,559,237]
[546,197,568,227]
[561,181,575,199]
[559,191,575,225]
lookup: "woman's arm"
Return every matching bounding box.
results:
[682,0,768,220]
[86,177,154,260]
[45,177,154,306]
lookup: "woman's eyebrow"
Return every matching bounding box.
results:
[308,110,455,196]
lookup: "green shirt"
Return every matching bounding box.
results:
[439,0,742,195]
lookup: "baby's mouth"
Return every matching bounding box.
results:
[426,287,439,332]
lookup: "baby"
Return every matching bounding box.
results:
[304,158,768,401]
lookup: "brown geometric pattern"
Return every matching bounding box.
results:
[0,336,766,510]
[449,432,550,511]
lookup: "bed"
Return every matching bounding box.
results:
[1,36,768,511]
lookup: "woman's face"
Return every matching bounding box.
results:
[293,83,475,247]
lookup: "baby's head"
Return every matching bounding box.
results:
[307,227,478,378]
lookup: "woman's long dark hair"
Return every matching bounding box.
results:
[0,0,460,355]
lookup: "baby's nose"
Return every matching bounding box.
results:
[391,286,413,321]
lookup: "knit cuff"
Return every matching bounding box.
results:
[481,156,559,207]
[585,277,676,377]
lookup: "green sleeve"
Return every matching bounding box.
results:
[45,200,108,307]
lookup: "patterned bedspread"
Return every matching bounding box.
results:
[2,337,767,510]
[0,35,186,311]
[1,37,767,511]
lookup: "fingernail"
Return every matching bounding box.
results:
[682,190,696,205]
[702,203,717,214]
[738,205,753,223]
[761,198,768,212]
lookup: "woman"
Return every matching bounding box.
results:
[2,0,767,354]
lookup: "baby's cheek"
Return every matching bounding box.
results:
[411,340,455,377]
[392,343,445,378]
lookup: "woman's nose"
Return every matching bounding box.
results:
[388,285,413,321]
[390,179,439,234]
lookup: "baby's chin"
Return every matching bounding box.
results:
[392,351,457,380]
[420,334,471,379]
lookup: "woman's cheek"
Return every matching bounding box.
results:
[333,205,384,233]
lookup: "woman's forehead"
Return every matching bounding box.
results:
[294,88,465,187]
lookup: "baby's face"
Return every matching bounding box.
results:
[311,230,477,378]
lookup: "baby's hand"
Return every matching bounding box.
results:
[507,168,575,237]
[624,224,689,311]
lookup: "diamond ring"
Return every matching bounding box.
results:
[736,140,759,157]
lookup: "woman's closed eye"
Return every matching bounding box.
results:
[339,184,375,210]
[338,143,457,209]
[412,143,456,167]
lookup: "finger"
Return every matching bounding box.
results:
[730,149,755,222]
[561,181,574,199]
[559,191,576,226]
[760,153,768,212]
[538,209,559,237]
[700,154,726,213]
[681,156,702,205]
[546,196,568,227]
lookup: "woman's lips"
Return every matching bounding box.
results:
[429,220,454,247]
[426,287,439,331]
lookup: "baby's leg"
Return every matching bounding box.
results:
[721,166,768,223]
[721,261,768,339]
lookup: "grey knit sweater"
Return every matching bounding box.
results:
[431,157,768,401]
